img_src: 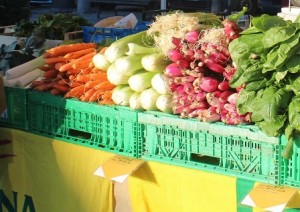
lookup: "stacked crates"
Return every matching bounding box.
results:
[0,87,28,130]
[27,90,141,157]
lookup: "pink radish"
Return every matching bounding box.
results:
[200,77,219,93]
[164,63,184,77]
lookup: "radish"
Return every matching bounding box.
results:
[218,80,230,91]
[164,63,184,77]
[184,30,200,44]
[199,77,219,93]
[168,49,184,62]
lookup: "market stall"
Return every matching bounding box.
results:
[2,5,300,212]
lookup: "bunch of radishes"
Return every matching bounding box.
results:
[164,19,250,125]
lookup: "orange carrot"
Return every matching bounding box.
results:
[45,56,69,64]
[63,48,96,59]
[54,62,65,71]
[80,88,97,102]
[64,84,86,98]
[80,68,92,75]
[69,81,84,88]
[89,90,104,102]
[67,68,81,75]
[72,58,92,70]
[94,81,115,91]
[45,43,97,58]
[59,51,96,72]
[76,72,107,83]
[85,79,105,89]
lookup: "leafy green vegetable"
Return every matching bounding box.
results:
[262,26,296,49]
[251,14,288,32]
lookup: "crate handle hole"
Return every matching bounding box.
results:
[68,129,91,140]
[190,153,220,166]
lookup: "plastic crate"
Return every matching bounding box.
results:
[82,22,150,43]
[27,90,140,157]
[0,87,28,130]
[138,111,281,185]
[280,135,300,188]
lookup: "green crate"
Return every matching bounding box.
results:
[138,111,281,185]
[0,87,28,130]
[27,90,140,157]
[280,135,300,188]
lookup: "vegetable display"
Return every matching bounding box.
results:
[30,42,115,105]
[5,9,300,159]
[228,14,300,159]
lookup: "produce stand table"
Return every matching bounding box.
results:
[1,127,300,212]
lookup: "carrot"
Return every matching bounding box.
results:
[76,72,107,83]
[45,57,69,64]
[89,90,105,102]
[99,99,114,105]
[80,68,92,75]
[68,74,76,81]
[43,69,59,79]
[53,84,70,93]
[59,51,96,72]
[85,79,105,89]
[64,84,86,98]
[34,84,49,92]
[94,81,115,91]
[50,88,63,96]
[80,88,97,102]
[57,78,70,86]
[31,80,44,88]
[39,65,54,72]
[63,48,96,59]
[72,58,92,70]
[67,68,81,75]
[69,81,84,88]
[55,62,65,71]
[46,43,97,58]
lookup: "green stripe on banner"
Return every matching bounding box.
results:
[236,178,255,212]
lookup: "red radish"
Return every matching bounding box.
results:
[188,108,206,118]
[195,91,206,102]
[208,51,230,64]
[168,49,184,62]
[219,90,234,103]
[199,110,221,122]
[206,92,221,108]
[205,60,225,74]
[218,80,230,91]
[200,77,219,93]
[184,30,200,44]
[172,37,182,48]
[182,49,195,62]
[223,64,236,81]
[173,85,185,95]
[176,59,190,69]
[183,68,204,78]
[164,63,184,77]
[173,76,196,84]
[183,82,195,95]
[173,105,185,114]
[190,100,209,109]
[180,106,194,118]
[227,93,238,105]
[223,103,236,113]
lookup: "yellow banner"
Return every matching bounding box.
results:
[0,128,114,212]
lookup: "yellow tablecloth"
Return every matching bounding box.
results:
[0,127,299,212]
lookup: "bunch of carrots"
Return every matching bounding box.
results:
[31,42,116,105]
